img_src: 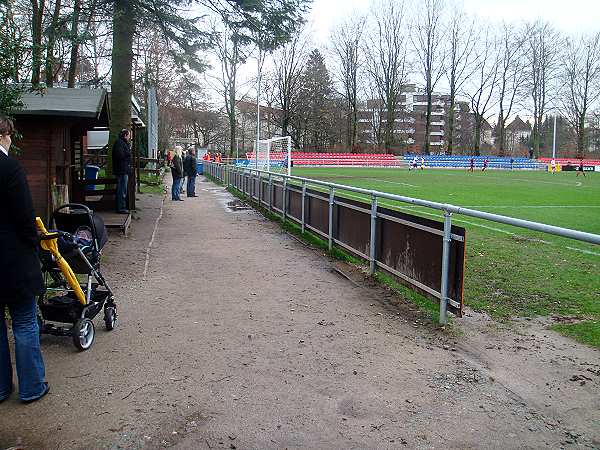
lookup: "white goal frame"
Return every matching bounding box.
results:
[254,136,292,176]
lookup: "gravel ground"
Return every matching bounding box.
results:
[1,176,598,450]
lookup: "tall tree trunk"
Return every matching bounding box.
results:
[67,0,81,87]
[45,0,62,87]
[497,110,506,156]
[447,93,455,155]
[384,104,394,153]
[107,0,135,175]
[577,115,585,158]
[30,0,45,86]
[473,118,482,156]
[228,84,236,157]
[424,87,432,154]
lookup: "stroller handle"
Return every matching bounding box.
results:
[40,232,60,240]
[53,203,92,215]
[40,230,72,241]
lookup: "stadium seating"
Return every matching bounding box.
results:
[403,154,541,170]
[237,151,552,170]
[244,151,402,167]
[538,157,600,167]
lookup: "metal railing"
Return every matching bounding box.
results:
[204,162,600,325]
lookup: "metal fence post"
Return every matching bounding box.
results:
[328,186,334,251]
[301,181,306,234]
[268,173,272,211]
[256,172,262,206]
[282,178,287,221]
[369,193,378,275]
[439,210,452,326]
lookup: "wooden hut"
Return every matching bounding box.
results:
[12,88,110,222]
[12,87,144,230]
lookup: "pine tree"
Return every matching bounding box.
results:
[297,49,336,150]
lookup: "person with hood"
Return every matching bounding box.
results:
[0,114,49,403]
[171,146,184,201]
[112,129,132,214]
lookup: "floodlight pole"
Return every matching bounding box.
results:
[255,46,262,171]
[552,115,557,159]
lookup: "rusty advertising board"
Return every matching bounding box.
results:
[231,174,466,316]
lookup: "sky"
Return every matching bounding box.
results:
[308,0,600,44]
[205,0,600,113]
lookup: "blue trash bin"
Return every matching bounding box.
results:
[85,165,100,191]
[196,161,204,175]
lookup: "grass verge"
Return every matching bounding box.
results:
[550,321,600,348]
[293,167,600,348]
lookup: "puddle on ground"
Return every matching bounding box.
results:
[227,200,251,211]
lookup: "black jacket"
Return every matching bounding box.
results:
[0,152,44,303]
[112,137,132,176]
[171,155,183,178]
[183,154,197,177]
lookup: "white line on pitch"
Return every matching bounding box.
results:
[566,246,600,256]
[314,174,418,188]
[375,179,418,188]
[433,171,589,187]
[341,192,598,257]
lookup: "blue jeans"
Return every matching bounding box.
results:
[116,174,128,211]
[0,299,47,401]
[172,177,182,200]
[187,176,196,196]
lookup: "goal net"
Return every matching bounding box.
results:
[253,136,292,176]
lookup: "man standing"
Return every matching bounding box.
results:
[112,129,132,214]
[0,114,49,403]
[183,148,198,197]
[171,146,184,201]
[577,159,586,177]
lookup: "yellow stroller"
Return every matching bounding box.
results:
[36,204,117,351]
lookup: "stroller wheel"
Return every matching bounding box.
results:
[104,306,117,331]
[72,318,95,351]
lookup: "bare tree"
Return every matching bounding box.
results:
[208,22,247,157]
[272,29,308,144]
[331,15,365,151]
[465,25,499,155]
[413,0,445,154]
[561,32,600,158]
[524,20,563,157]
[495,23,527,156]
[365,0,409,153]
[444,7,477,154]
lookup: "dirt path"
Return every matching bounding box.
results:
[1,177,598,450]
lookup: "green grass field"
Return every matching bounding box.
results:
[291,167,600,347]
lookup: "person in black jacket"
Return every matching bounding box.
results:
[171,146,184,201]
[0,114,49,403]
[112,129,132,214]
[183,148,197,197]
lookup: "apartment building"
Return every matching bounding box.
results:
[357,84,487,154]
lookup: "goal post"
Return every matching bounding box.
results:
[254,136,292,176]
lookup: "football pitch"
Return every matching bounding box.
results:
[291,167,600,347]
